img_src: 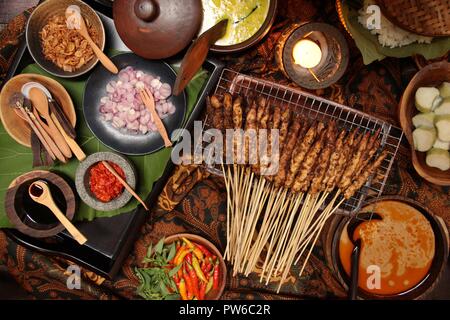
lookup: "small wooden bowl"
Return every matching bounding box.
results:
[164,233,226,300]
[0,73,76,148]
[5,170,76,238]
[398,61,450,186]
[26,0,105,78]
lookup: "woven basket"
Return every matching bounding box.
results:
[376,0,450,37]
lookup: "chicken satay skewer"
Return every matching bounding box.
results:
[238,106,276,271]
[292,150,388,287]
[259,117,302,279]
[269,122,336,281]
[274,122,338,277]
[235,97,272,271]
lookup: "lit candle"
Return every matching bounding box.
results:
[292,39,322,69]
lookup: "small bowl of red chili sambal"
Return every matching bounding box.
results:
[75,152,136,211]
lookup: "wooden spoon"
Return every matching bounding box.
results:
[29,88,73,159]
[13,105,57,161]
[173,19,228,95]
[101,161,149,211]
[66,10,118,74]
[29,180,87,245]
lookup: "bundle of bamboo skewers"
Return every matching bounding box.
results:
[206,92,388,292]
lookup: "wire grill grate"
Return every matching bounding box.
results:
[199,68,404,215]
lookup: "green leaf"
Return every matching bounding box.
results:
[165,293,181,300]
[145,243,153,260]
[0,60,208,227]
[167,242,176,261]
[168,263,182,277]
[155,237,165,254]
[159,282,169,295]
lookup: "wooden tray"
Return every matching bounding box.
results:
[3,0,224,279]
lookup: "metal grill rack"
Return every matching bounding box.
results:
[196,68,404,215]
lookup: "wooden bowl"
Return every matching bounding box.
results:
[0,73,76,147]
[5,170,77,238]
[26,0,105,78]
[398,61,450,186]
[164,233,226,300]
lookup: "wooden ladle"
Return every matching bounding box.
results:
[29,180,87,245]
[29,87,73,159]
[66,7,118,74]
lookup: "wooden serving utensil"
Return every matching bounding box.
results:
[23,98,67,163]
[29,88,73,159]
[66,8,118,74]
[29,180,87,245]
[101,161,149,211]
[13,103,57,161]
[50,113,86,161]
[173,19,228,96]
[139,87,173,147]
[346,212,382,300]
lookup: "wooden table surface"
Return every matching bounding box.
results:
[0,0,38,32]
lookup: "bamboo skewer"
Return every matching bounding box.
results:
[208,92,388,289]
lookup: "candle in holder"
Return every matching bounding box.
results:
[275,22,349,90]
[292,39,322,69]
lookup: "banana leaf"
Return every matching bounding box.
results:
[0,64,208,228]
[341,1,450,65]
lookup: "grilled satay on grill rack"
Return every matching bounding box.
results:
[204,92,388,289]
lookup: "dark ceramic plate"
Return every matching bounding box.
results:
[83,52,186,155]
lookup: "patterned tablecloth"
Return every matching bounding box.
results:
[0,0,448,299]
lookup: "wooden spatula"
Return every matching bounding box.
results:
[173,19,228,96]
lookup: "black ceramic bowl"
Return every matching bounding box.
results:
[328,196,449,300]
[83,52,187,155]
[5,171,76,238]
[26,0,105,78]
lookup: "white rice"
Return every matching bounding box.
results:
[357,0,433,48]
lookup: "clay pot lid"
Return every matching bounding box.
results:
[113,0,202,59]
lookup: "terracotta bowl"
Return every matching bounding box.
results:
[0,74,76,147]
[26,0,105,78]
[326,195,449,300]
[398,61,450,186]
[164,233,226,300]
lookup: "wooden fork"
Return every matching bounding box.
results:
[139,88,173,148]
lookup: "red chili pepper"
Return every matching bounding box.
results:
[205,257,213,273]
[178,263,183,279]
[175,248,191,265]
[173,274,180,286]
[183,270,193,300]
[195,243,212,257]
[178,279,188,300]
[185,252,193,265]
[205,276,214,294]
[199,280,206,300]
[182,237,204,260]
[175,240,181,251]
[201,261,208,275]
[172,244,186,264]
[213,260,220,290]
[187,263,199,299]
